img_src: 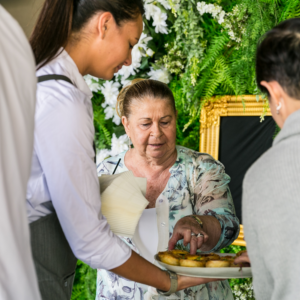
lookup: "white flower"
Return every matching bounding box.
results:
[100,81,120,108]
[157,0,171,9]
[144,3,159,20]
[218,10,226,24]
[147,67,170,84]
[197,2,207,15]
[96,149,111,166]
[121,78,132,89]
[84,75,100,92]
[146,48,155,57]
[138,32,153,50]
[197,2,226,24]
[110,133,129,156]
[117,65,136,80]
[211,6,222,18]
[104,105,121,125]
[152,10,168,34]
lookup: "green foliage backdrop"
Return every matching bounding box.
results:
[72,0,299,299]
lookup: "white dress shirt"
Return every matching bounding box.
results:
[26,49,131,270]
[0,6,41,300]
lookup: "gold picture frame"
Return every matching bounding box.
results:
[199,95,271,246]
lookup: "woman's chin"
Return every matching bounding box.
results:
[146,146,168,158]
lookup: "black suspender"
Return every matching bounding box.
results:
[37,74,96,163]
[37,74,74,85]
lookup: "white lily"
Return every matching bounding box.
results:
[104,105,121,125]
[110,133,129,156]
[84,75,100,92]
[147,67,170,84]
[100,81,120,108]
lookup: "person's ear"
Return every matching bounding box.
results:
[122,116,130,135]
[96,12,113,39]
[260,81,285,107]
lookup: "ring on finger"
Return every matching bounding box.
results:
[191,232,204,238]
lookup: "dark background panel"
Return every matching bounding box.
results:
[218,116,276,223]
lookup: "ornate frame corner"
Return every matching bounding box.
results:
[199,95,271,160]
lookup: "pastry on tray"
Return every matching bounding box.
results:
[157,249,247,268]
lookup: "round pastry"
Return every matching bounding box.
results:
[205,254,220,260]
[206,260,230,268]
[220,255,234,261]
[179,259,205,267]
[187,254,208,262]
[171,250,189,259]
[171,249,189,255]
[158,251,180,266]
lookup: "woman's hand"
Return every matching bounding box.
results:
[168,215,221,254]
[234,251,251,266]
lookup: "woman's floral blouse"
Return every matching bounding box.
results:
[96,146,239,300]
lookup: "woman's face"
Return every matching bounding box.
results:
[123,98,177,159]
[92,13,143,80]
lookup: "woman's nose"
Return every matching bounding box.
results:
[123,51,132,66]
[151,124,163,138]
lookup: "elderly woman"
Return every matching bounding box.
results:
[96,79,239,300]
[235,19,300,300]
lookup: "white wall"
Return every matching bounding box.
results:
[1,0,44,38]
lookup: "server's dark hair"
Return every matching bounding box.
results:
[256,18,300,99]
[30,0,145,69]
[116,79,176,118]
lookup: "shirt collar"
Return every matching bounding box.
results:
[38,48,93,98]
[273,109,300,146]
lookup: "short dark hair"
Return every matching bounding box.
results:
[30,0,145,69]
[116,79,176,118]
[256,18,300,99]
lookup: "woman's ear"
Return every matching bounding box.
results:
[260,81,288,108]
[96,12,113,39]
[122,116,130,135]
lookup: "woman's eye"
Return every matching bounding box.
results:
[129,44,134,49]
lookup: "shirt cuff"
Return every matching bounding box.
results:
[208,214,240,252]
[89,236,132,270]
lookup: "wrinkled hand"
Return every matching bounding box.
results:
[168,216,208,254]
[234,251,251,266]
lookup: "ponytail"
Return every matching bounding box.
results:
[30,0,73,69]
[30,0,145,69]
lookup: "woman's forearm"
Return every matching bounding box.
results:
[111,250,221,291]
[195,215,221,252]
[111,251,170,291]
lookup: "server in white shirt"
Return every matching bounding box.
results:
[27,1,218,299]
[0,6,41,300]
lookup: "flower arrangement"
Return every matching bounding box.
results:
[86,0,300,165]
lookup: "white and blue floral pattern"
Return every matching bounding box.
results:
[96,146,239,300]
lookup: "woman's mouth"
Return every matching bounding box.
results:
[149,143,164,148]
[116,65,123,72]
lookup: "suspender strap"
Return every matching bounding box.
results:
[37,74,74,85]
[37,74,96,163]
